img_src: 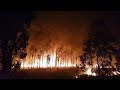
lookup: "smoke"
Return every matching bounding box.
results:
[26,11,120,58]
[27,11,98,56]
[18,11,120,68]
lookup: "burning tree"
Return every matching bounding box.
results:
[0,13,33,72]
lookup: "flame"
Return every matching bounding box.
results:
[75,76,78,78]
[92,72,96,76]
[112,71,117,75]
[85,65,120,76]
[112,71,120,75]
[85,68,94,76]
[82,64,97,76]
[20,50,76,69]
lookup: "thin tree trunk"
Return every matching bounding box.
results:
[96,55,100,76]
[76,53,77,66]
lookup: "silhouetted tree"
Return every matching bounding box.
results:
[82,39,95,66]
[80,19,115,76]
[113,48,120,70]
[80,53,87,69]
[0,13,33,72]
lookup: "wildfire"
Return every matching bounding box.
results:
[85,68,92,75]
[20,50,77,69]
[85,68,96,76]
[112,71,120,75]
[75,76,78,78]
[84,65,120,76]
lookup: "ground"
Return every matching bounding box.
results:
[0,68,78,79]
[0,68,120,79]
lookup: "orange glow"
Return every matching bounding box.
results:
[85,67,96,76]
[20,49,77,69]
[85,68,92,75]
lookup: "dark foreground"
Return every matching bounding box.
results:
[0,68,120,79]
[0,68,78,79]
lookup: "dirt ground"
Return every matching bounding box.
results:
[0,68,120,79]
[0,68,79,79]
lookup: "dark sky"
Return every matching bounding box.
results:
[28,11,120,54]
[0,13,32,41]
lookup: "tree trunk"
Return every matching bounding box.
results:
[109,55,112,68]
[96,55,100,76]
